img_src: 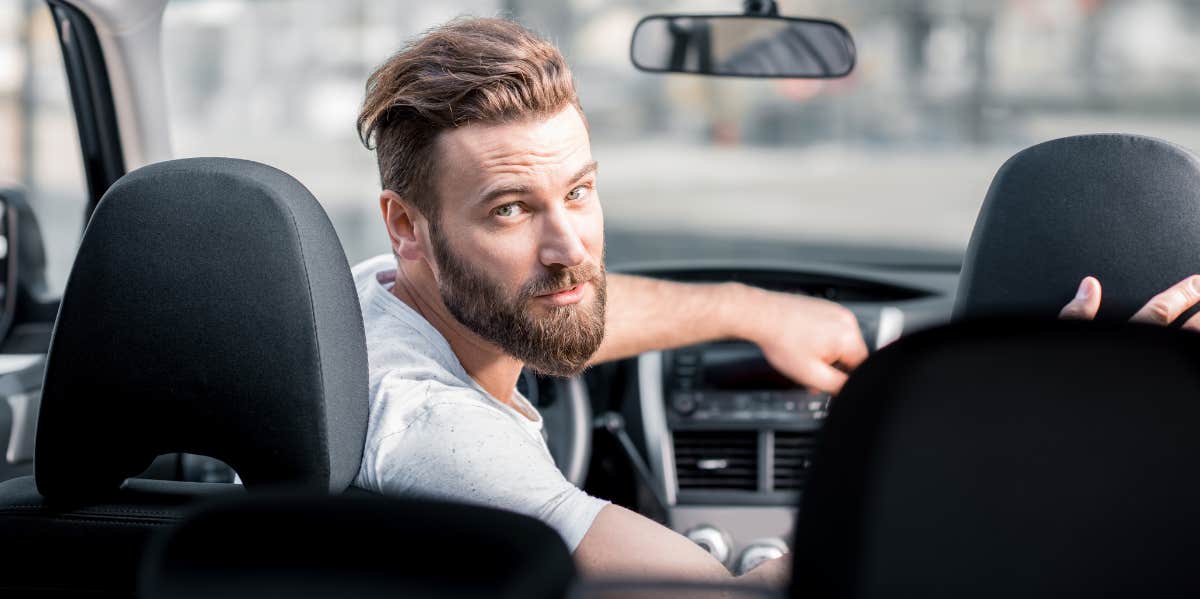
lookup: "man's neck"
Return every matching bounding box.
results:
[389,260,531,418]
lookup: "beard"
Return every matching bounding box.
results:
[429,226,607,377]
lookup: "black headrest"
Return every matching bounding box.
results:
[35,158,368,499]
[791,318,1200,597]
[955,134,1200,321]
[139,491,575,599]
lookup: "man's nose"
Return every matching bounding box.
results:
[538,209,588,268]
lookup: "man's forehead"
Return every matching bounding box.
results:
[435,106,592,190]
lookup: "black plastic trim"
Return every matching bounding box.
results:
[676,489,799,506]
[46,0,125,222]
[617,263,936,302]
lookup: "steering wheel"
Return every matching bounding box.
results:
[518,370,592,487]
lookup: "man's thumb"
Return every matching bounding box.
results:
[1059,276,1102,320]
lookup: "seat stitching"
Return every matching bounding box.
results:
[0,505,182,516]
[0,515,176,526]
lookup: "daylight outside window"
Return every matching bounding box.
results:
[0,2,85,295]
[159,0,1200,268]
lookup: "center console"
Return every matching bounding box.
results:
[638,340,833,573]
[619,265,919,571]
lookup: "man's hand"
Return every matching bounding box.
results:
[734,286,869,394]
[1059,275,1200,329]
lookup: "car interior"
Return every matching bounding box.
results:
[4,0,1200,597]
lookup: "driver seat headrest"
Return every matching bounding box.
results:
[35,157,368,500]
[139,491,576,599]
[791,318,1200,596]
[955,133,1200,321]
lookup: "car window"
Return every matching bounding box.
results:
[161,0,1200,266]
[0,3,87,296]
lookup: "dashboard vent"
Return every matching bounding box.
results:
[773,431,817,491]
[673,431,758,491]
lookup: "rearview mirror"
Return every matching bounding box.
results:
[631,14,855,78]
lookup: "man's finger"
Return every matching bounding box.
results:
[837,332,870,371]
[1181,308,1200,333]
[1058,276,1102,320]
[793,361,849,395]
[1131,275,1200,325]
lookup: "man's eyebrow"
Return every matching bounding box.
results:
[479,184,532,207]
[477,161,598,208]
[569,160,599,185]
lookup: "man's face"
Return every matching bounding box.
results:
[427,104,606,376]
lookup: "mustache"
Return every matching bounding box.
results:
[520,262,604,299]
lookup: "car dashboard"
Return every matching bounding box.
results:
[598,260,958,572]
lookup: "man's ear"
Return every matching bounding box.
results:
[379,189,428,262]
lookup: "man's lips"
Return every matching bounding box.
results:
[535,281,589,306]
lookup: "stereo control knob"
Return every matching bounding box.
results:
[684,525,731,565]
[735,539,788,575]
[672,394,698,416]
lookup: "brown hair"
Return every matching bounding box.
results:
[357,17,583,220]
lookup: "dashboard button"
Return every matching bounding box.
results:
[672,394,698,415]
[684,525,732,565]
[675,353,699,366]
[735,540,788,575]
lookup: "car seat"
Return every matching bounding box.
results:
[0,157,368,596]
[790,318,1200,597]
[955,133,1200,321]
[138,490,575,599]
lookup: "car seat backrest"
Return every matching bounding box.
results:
[791,318,1200,598]
[35,157,368,499]
[955,133,1200,321]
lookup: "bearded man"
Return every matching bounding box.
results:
[349,17,868,587]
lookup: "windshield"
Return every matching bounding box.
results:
[161,0,1200,267]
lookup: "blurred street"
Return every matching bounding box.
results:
[7,0,1200,289]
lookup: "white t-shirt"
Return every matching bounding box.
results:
[351,254,608,551]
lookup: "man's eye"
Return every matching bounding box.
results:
[567,185,589,201]
[494,203,522,218]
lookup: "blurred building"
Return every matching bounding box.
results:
[7,0,1200,282]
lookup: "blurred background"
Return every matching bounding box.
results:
[5,0,1200,294]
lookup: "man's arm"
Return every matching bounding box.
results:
[590,273,869,393]
[574,504,789,589]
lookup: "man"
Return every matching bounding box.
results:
[349,17,862,587]
[348,15,1200,588]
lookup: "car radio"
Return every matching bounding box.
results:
[639,341,827,567]
[663,341,829,430]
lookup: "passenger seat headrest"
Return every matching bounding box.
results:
[35,158,368,499]
[955,133,1200,321]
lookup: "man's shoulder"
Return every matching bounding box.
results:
[380,386,515,435]
[369,362,489,420]
[367,365,523,440]
[372,368,488,410]
[357,377,545,491]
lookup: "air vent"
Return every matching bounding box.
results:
[673,430,758,491]
[773,431,817,491]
